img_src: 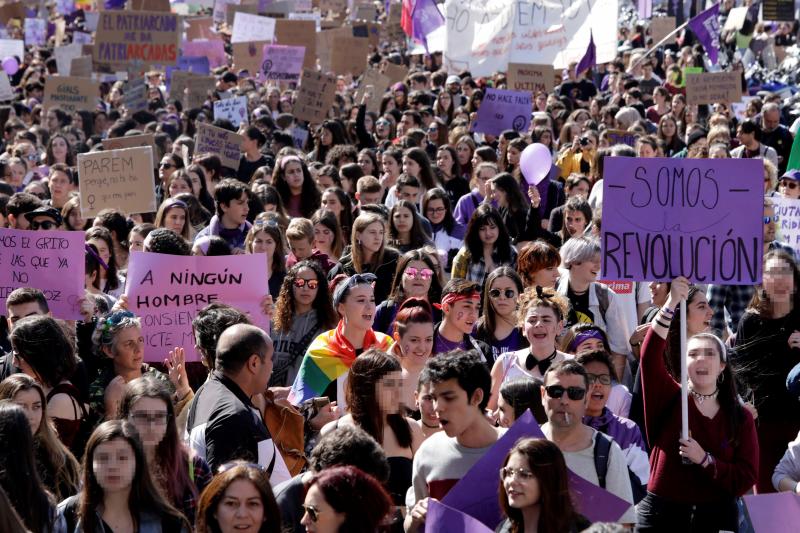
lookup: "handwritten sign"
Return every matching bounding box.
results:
[231,12,276,43]
[685,71,742,106]
[771,196,800,257]
[186,17,215,40]
[601,157,764,284]
[70,56,93,78]
[43,76,99,112]
[195,122,243,170]
[123,76,148,112]
[0,228,85,320]
[506,63,555,94]
[649,16,676,45]
[170,71,215,109]
[472,88,532,136]
[382,61,408,84]
[126,252,269,362]
[232,41,269,78]
[214,96,249,127]
[260,44,305,82]
[294,69,337,124]
[95,11,180,68]
[274,19,316,70]
[102,133,158,168]
[77,146,157,218]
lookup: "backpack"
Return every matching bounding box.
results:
[593,431,647,504]
[593,283,610,325]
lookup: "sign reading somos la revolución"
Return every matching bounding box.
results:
[600,157,764,284]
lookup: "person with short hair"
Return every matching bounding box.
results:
[285,218,336,274]
[194,178,252,252]
[355,175,383,208]
[431,278,493,363]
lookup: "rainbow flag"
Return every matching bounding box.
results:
[288,321,394,406]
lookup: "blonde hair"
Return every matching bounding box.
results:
[351,212,386,273]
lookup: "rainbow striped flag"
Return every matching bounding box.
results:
[288,321,394,406]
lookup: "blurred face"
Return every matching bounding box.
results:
[542,371,587,428]
[111,326,145,373]
[523,305,560,350]
[456,143,471,166]
[128,396,169,449]
[446,297,479,334]
[337,284,376,330]
[502,452,540,509]
[92,438,136,493]
[12,388,43,434]
[401,260,433,297]
[763,110,780,132]
[221,192,249,226]
[48,170,73,200]
[313,224,334,253]
[488,276,519,318]
[398,321,434,366]
[687,338,725,393]
[531,264,560,289]
[301,484,344,533]
[284,161,304,191]
[672,96,685,113]
[397,186,420,203]
[250,230,275,258]
[321,191,342,215]
[478,220,499,246]
[402,156,421,178]
[660,118,677,138]
[187,171,203,197]
[436,149,453,175]
[382,153,400,178]
[163,207,186,234]
[567,180,590,199]
[686,292,713,336]
[9,163,25,187]
[570,253,601,285]
[169,177,192,197]
[583,360,612,415]
[763,256,796,307]
[392,205,414,235]
[376,370,403,414]
[214,479,266,533]
[356,221,384,255]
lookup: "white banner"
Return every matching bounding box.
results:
[444,0,618,76]
[772,196,800,257]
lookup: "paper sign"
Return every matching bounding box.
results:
[425,500,493,533]
[288,11,321,32]
[0,71,14,101]
[771,196,800,257]
[0,39,24,60]
[294,69,337,124]
[24,18,46,47]
[274,19,316,70]
[55,43,83,75]
[0,228,86,320]
[685,71,742,106]
[43,76,99,112]
[186,17,215,40]
[73,32,93,45]
[261,44,305,82]
[232,41,269,78]
[123,77,148,112]
[607,129,638,148]
[181,39,227,69]
[70,56,93,78]
[723,6,748,31]
[94,11,180,68]
[731,96,757,122]
[232,12,276,43]
[352,21,381,48]
[214,95,249,127]
[77,146,157,218]
[649,16,676,45]
[506,63,555,94]
[102,133,158,168]
[355,68,390,113]
[601,157,764,284]
[291,127,308,150]
[195,122,243,169]
[331,36,369,77]
[473,88,532,136]
[125,252,269,362]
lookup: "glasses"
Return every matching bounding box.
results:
[293,278,319,289]
[764,267,793,278]
[426,206,446,215]
[428,126,438,133]
[129,412,170,425]
[160,162,175,169]
[489,288,516,299]
[780,180,798,190]
[30,220,57,230]
[587,373,612,386]
[500,466,536,481]
[764,215,779,224]
[404,267,433,279]
[302,504,322,522]
[544,385,586,400]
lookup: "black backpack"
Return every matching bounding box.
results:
[593,431,647,504]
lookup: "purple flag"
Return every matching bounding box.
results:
[687,2,721,65]
[426,500,494,533]
[576,31,596,75]
[411,0,444,53]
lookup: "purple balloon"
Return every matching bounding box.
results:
[520,143,552,186]
[2,57,18,76]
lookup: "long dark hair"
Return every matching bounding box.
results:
[404,147,438,190]
[665,285,704,380]
[747,249,800,317]
[422,187,457,233]
[346,349,413,449]
[489,172,528,216]
[389,199,431,250]
[85,226,121,291]
[324,186,354,237]
[387,249,443,304]
[272,156,321,217]
[311,208,344,259]
[476,267,525,343]
[9,315,76,388]
[499,438,581,533]
[465,204,513,263]
[273,260,337,333]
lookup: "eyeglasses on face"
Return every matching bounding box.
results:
[426,206,446,215]
[763,215,779,224]
[160,162,175,169]
[544,385,586,401]
[500,466,536,481]
[489,288,516,299]
[293,278,319,289]
[404,267,433,280]
[30,220,57,230]
[586,373,612,386]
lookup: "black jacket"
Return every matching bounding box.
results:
[327,247,400,304]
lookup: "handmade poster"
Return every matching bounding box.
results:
[607,129,638,148]
[294,69,337,124]
[770,196,800,257]
[601,157,764,284]
[742,493,800,533]
[316,27,351,72]
[184,75,216,110]
[126,252,269,362]
[43,76,99,112]
[274,19,316,70]
[0,3,25,26]
[0,39,24,60]
[77,146,157,218]
[287,11,321,32]
[123,76,148,112]
[331,35,370,77]
[355,68,390,113]
[181,39,227,69]
[231,11,276,43]
[70,56,93,78]
[382,61,408,84]
[472,88,532,136]
[195,122,243,170]
[685,71,742,106]
[506,63,555,93]
[55,43,83,75]
[0,228,85,320]
[102,133,158,168]
[214,95,249,127]
[176,55,211,75]
[186,17,215,40]
[232,42,269,78]
[649,16,676,45]
[72,32,93,45]
[260,44,305,82]
[94,11,181,68]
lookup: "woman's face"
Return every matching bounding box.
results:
[637,143,656,158]
[402,156,421,178]
[284,161,305,190]
[251,230,276,258]
[168,177,192,197]
[376,370,403,414]
[763,256,796,307]
[358,153,374,176]
[301,484,345,533]
[338,284,376,331]
[540,130,553,147]
[51,136,68,161]
[356,221,384,255]
[489,276,519,317]
[531,264,560,289]
[779,178,800,199]
[319,127,333,147]
[159,157,176,182]
[9,163,25,187]
[523,305,560,349]
[92,438,137,493]
[570,253,601,285]
[436,149,453,175]
[392,205,414,235]
[88,237,111,266]
[313,223,334,253]
[293,267,319,308]
[398,321,434,366]
[129,232,145,253]
[496,394,515,428]
[163,207,186,234]
[507,146,521,166]
[564,210,587,237]
[321,191,342,215]
[568,180,590,199]
[456,143,471,166]
[49,170,72,200]
[128,396,169,449]
[686,292,713,336]
[111,326,145,373]
[584,360,612,414]
[502,452,541,509]
[187,171,203,197]
[68,207,86,231]
[12,388,43,434]
[649,282,669,306]
[382,153,401,178]
[660,118,677,138]
[425,198,446,225]
[401,259,433,297]
[687,337,724,392]
[438,92,451,109]
[214,479,266,533]
[478,220,499,246]
[672,96,685,114]
[490,183,507,207]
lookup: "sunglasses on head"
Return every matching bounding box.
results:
[31,220,57,230]
[489,288,516,299]
[293,278,319,289]
[404,267,433,279]
[544,385,586,401]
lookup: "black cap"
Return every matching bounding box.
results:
[24,206,63,225]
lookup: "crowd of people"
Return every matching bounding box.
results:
[0,1,800,532]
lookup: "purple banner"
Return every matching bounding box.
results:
[687,2,721,65]
[426,500,493,533]
[601,157,764,284]
[743,493,800,532]
[472,88,532,136]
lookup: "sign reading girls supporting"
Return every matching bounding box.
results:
[126,252,269,362]
[94,11,180,68]
[601,157,764,284]
[0,228,85,320]
[472,88,531,136]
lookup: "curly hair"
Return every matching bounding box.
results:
[273,260,337,333]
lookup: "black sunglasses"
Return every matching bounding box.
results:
[545,385,586,401]
[489,288,516,299]
[31,220,58,230]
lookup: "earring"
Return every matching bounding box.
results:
[717,372,725,384]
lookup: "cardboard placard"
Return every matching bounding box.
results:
[287,11,321,32]
[214,95,249,127]
[506,63,555,93]
[649,16,676,46]
[382,61,408,84]
[331,36,369,76]
[95,11,180,68]
[232,41,270,78]
[70,56,93,78]
[123,77,148,112]
[43,76,99,112]
[128,0,171,10]
[355,68,390,113]
[317,27,351,72]
[723,6,748,31]
[685,71,742,106]
[274,19,316,71]
[0,3,25,26]
[771,196,800,257]
[294,69,337,124]
[55,43,83,75]
[260,44,305,82]
[195,122,243,169]
[171,72,215,110]
[186,17,215,41]
[472,88,532,136]
[78,146,157,218]
[231,11,276,43]
[352,21,380,48]
[102,133,159,168]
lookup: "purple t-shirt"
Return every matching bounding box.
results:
[489,328,526,362]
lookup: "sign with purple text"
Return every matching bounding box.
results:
[601,157,764,284]
[126,252,269,362]
[770,196,800,257]
[213,95,249,127]
[0,228,85,320]
[261,44,305,82]
[94,11,180,68]
[472,88,531,136]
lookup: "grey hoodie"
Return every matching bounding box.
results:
[270,309,322,387]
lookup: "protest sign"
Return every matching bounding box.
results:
[70,56,93,78]
[649,16,676,45]
[607,129,638,148]
[355,68,390,113]
[43,76,99,113]
[129,0,171,10]
[0,228,85,320]
[184,75,216,109]
[288,11,321,32]
[55,43,83,75]
[274,20,316,70]
[123,76,148,112]
[352,21,381,48]
[95,11,180,68]
[126,252,269,362]
[232,42,269,78]
[506,63,555,93]
[723,6,748,31]
[317,27,351,72]
[0,71,14,101]
[77,146,157,218]
[685,71,742,105]
[214,95,249,127]
[770,196,800,257]
[382,2,405,43]
[195,122,243,169]
[260,44,305,82]
[742,493,800,533]
[763,0,794,21]
[731,95,757,122]
[426,500,493,533]
[102,133,158,168]
[291,127,309,150]
[181,39,227,69]
[472,88,531,136]
[0,3,25,26]
[176,55,211,75]
[72,32,93,45]
[331,36,369,77]
[443,0,618,76]
[294,69,337,124]
[601,157,764,284]
[186,17,215,40]
[0,39,24,60]
[24,18,46,47]
[231,11,276,43]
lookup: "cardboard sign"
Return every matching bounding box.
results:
[288,11,321,32]
[0,39,24,60]
[382,61,408,84]
[195,122,243,169]
[214,95,249,127]
[506,63,555,93]
[125,252,269,362]
[0,228,86,320]
[352,21,381,48]
[24,18,46,47]
[331,36,369,76]
[232,41,269,78]
[317,27,351,72]
[186,17,215,41]
[0,3,25,26]
[0,71,14,102]
[77,146,157,218]
[274,20,316,71]
[355,68,390,113]
[70,56,93,78]
[55,43,83,75]
[771,196,800,257]
[601,157,764,284]
[128,0,171,10]
[102,133,158,168]
[607,129,638,148]
[685,71,742,105]
[123,77,148,112]
[649,16,676,45]
[472,88,532,136]
[724,6,748,31]
[231,12,276,43]
[171,72,215,110]
[181,39,227,69]
[763,0,795,21]
[261,44,305,82]
[43,76,99,112]
[294,69,337,124]
[95,11,180,68]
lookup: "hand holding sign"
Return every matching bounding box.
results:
[520,143,551,186]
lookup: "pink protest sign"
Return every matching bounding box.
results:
[182,39,227,69]
[0,228,85,320]
[125,252,269,362]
